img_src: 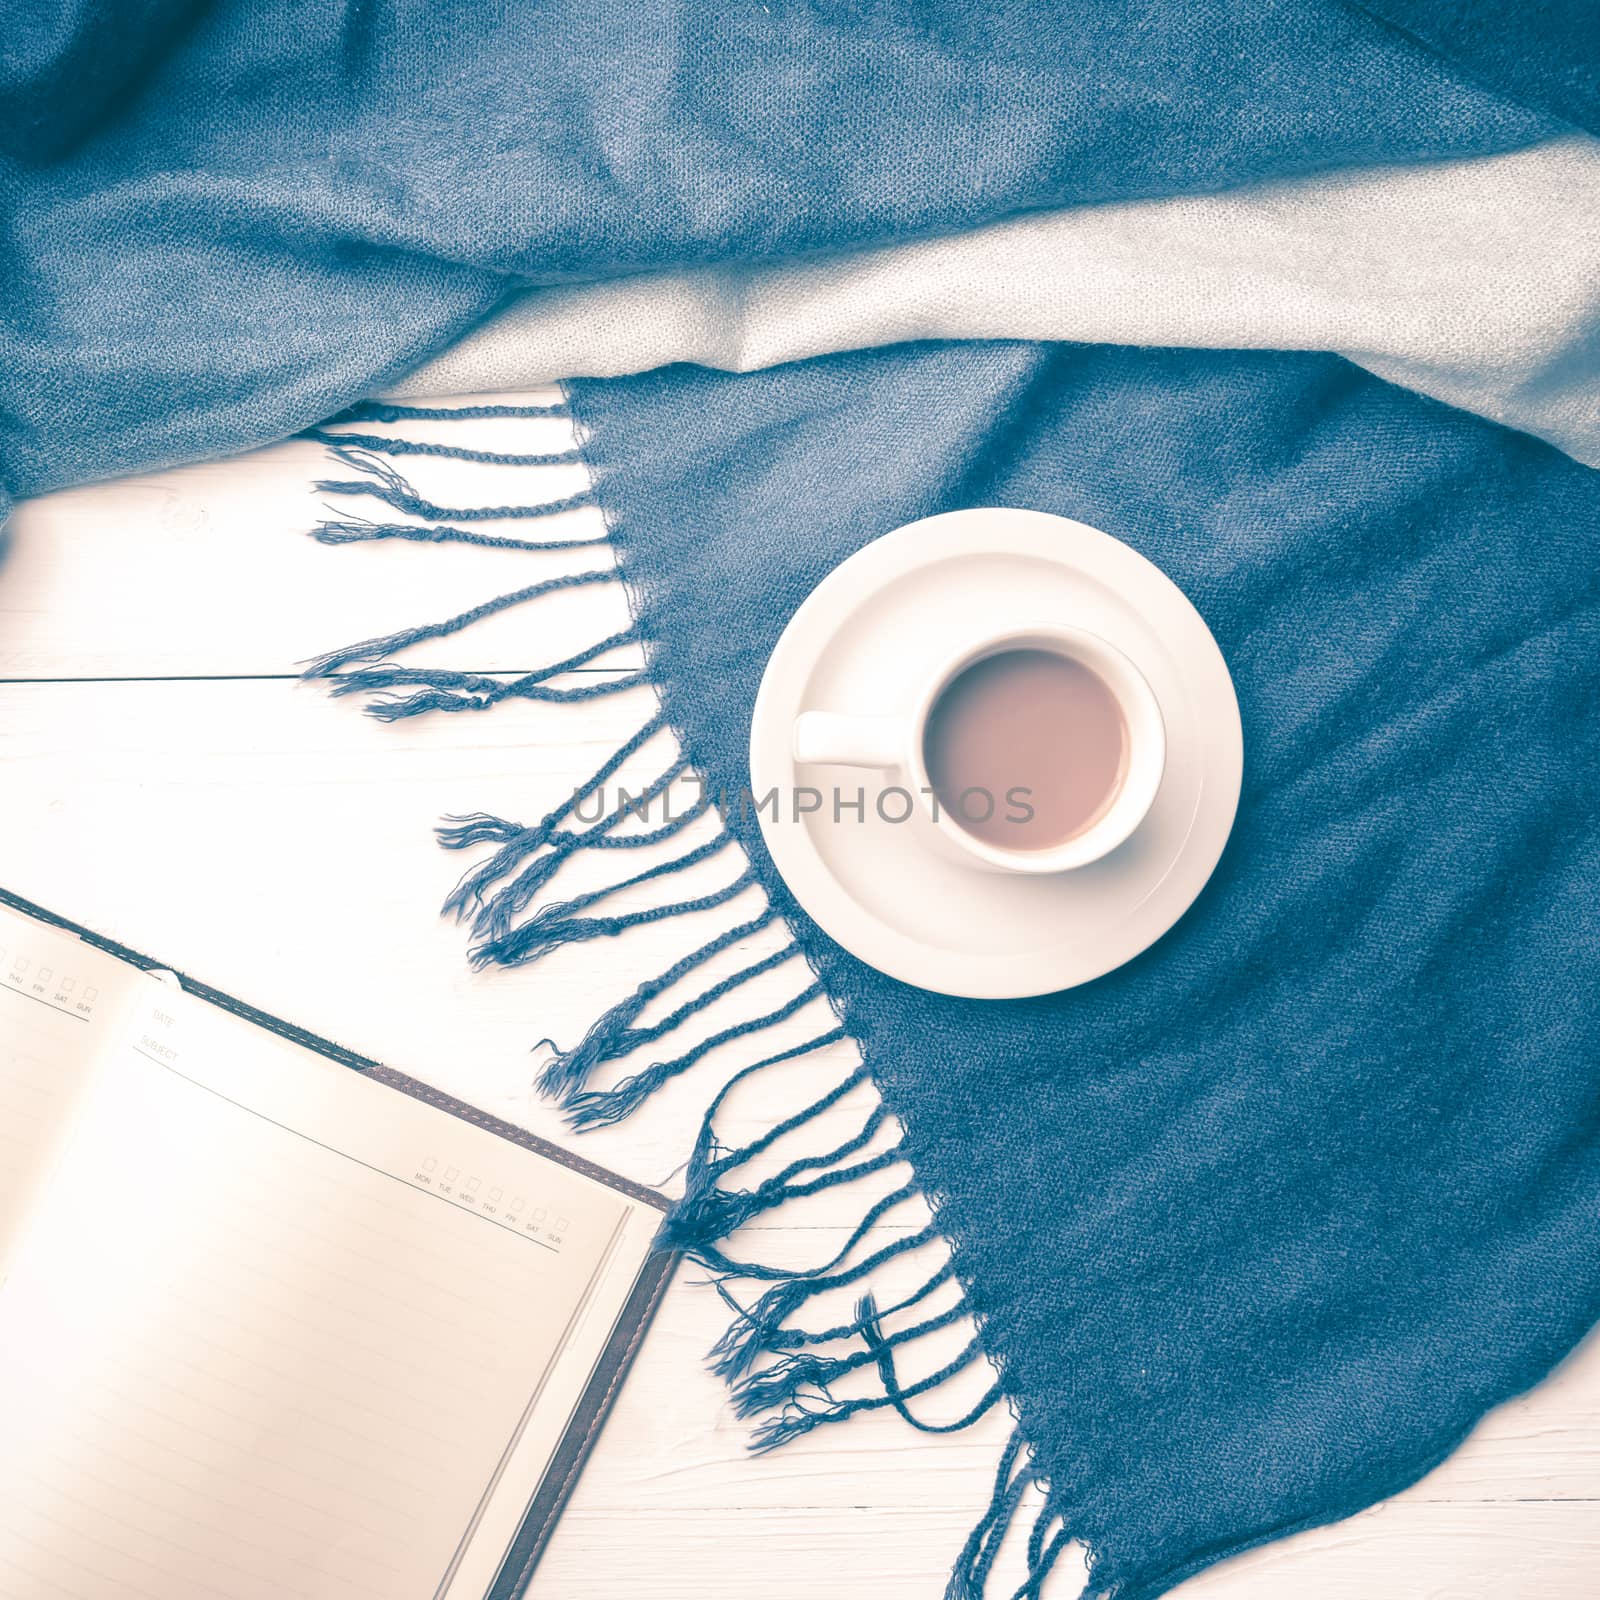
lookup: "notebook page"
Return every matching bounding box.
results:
[0,905,139,1278]
[0,981,644,1600]
[440,1198,662,1600]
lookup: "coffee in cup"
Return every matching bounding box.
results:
[792,622,1165,875]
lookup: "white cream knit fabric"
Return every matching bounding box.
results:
[397,137,1600,466]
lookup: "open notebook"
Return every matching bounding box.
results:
[0,890,671,1600]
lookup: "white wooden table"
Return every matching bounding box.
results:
[1,393,1594,1598]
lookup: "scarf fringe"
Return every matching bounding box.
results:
[327,399,569,423]
[298,566,619,682]
[438,710,671,920]
[319,628,644,720]
[947,1428,1073,1600]
[303,424,583,467]
[311,515,608,551]
[315,442,596,521]
[305,402,1075,1599]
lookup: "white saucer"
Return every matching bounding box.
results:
[748,508,1243,999]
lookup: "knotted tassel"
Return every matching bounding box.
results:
[946,1433,1070,1600]
[319,627,642,720]
[746,1331,985,1453]
[304,425,582,467]
[370,669,645,720]
[705,1223,942,1382]
[757,1262,957,1359]
[467,834,735,968]
[1015,1527,1072,1600]
[328,635,633,692]
[437,712,667,920]
[325,663,508,699]
[731,1349,860,1420]
[533,908,781,1101]
[475,869,757,976]
[730,1294,971,1419]
[946,1430,1034,1600]
[564,976,823,1130]
[315,444,594,521]
[559,940,799,1083]
[861,1293,1001,1437]
[688,1175,918,1284]
[469,755,694,940]
[299,568,618,679]
[327,400,568,423]
[686,1067,874,1197]
[373,669,645,721]
[509,829,732,925]
[667,1114,899,1257]
[438,812,530,851]
[313,516,608,551]
[727,1100,891,1193]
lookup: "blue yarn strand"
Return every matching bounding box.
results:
[328,400,568,423]
[300,568,618,678]
[312,515,608,551]
[316,445,593,521]
[533,909,782,1100]
[304,425,582,466]
[474,869,757,972]
[438,711,668,915]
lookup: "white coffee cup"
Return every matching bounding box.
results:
[792,622,1165,874]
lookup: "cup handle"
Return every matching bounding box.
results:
[793,711,903,770]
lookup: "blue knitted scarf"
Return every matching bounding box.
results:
[5,5,1598,1596]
